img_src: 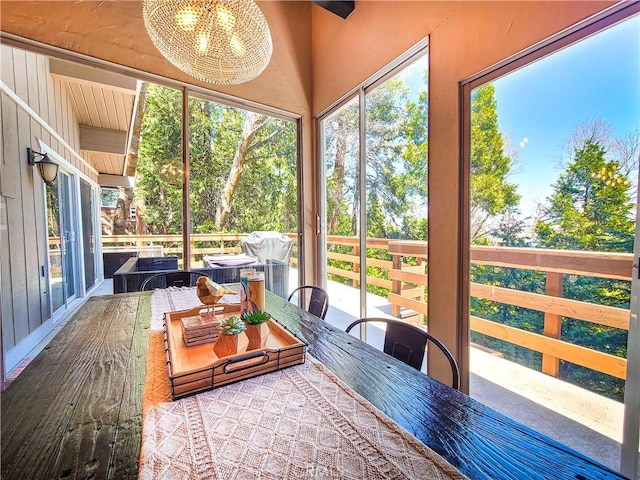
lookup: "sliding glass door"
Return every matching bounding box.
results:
[47,171,78,314]
[462,7,639,474]
[319,43,428,335]
[187,92,299,292]
[80,178,96,291]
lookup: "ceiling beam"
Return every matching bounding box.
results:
[98,174,134,188]
[312,1,355,19]
[80,124,127,154]
[50,58,137,94]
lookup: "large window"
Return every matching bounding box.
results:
[97,83,301,293]
[129,83,185,264]
[319,41,429,345]
[462,6,639,475]
[187,93,298,273]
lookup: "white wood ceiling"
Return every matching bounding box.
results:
[51,58,137,176]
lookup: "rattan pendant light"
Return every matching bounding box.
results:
[143,0,272,85]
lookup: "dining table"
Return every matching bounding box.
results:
[264,291,626,480]
[0,288,627,480]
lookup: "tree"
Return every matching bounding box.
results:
[323,71,431,242]
[112,187,134,235]
[214,112,285,229]
[562,119,639,177]
[535,139,634,251]
[534,138,634,400]
[325,100,359,236]
[470,84,520,242]
[134,84,297,238]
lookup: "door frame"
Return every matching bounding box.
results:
[316,37,429,319]
[622,162,640,477]
[459,2,640,472]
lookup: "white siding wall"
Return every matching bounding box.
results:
[0,45,97,380]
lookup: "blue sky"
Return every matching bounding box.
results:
[490,15,640,221]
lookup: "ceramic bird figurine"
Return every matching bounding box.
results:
[196,276,232,314]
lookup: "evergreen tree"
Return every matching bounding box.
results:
[470,84,520,242]
[535,140,634,251]
[534,139,633,400]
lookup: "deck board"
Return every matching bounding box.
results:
[109,294,151,478]
[1,293,146,480]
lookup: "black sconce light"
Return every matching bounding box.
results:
[27,148,59,185]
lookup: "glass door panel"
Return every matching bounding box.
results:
[133,83,184,266]
[47,171,77,314]
[80,179,95,290]
[322,96,361,327]
[187,96,299,297]
[364,54,428,321]
[320,47,428,336]
[466,14,639,472]
[46,176,63,312]
[622,162,640,477]
[60,173,76,301]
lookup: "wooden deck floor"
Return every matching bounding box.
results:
[1,293,150,480]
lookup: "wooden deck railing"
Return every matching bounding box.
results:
[96,233,633,381]
[326,236,632,381]
[101,233,299,268]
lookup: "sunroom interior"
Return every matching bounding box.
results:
[1,0,639,478]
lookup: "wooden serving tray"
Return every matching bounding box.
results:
[163,307,307,400]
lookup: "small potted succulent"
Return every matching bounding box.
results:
[214,315,246,357]
[241,310,271,350]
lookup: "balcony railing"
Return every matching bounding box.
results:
[101,233,299,268]
[326,236,632,381]
[97,233,632,381]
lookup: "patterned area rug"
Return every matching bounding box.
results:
[139,288,467,480]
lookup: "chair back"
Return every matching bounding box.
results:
[345,317,460,390]
[288,285,329,320]
[140,271,211,291]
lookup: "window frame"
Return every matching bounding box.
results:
[458,2,640,473]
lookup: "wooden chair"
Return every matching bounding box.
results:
[287,285,329,320]
[140,271,211,291]
[345,317,460,389]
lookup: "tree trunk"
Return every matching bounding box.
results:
[136,200,149,234]
[215,112,269,229]
[124,82,147,177]
[328,120,347,234]
[350,166,360,237]
[112,187,133,235]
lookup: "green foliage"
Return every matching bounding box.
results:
[534,140,634,251]
[324,70,429,242]
[136,85,184,234]
[135,84,297,237]
[470,84,520,241]
[220,316,246,335]
[241,310,271,325]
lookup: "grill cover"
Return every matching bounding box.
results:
[240,231,293,263]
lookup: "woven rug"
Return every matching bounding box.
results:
[139,288,467,480]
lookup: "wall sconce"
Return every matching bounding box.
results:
[27,148,59,185]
